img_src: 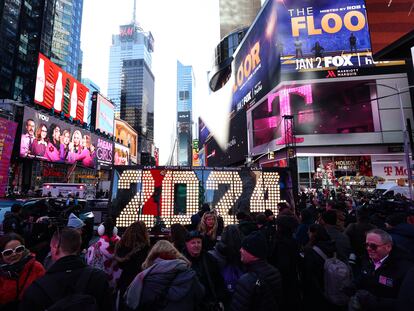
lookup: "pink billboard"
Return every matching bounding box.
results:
[0,119,18,197]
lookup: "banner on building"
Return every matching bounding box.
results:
[0,119,17,197]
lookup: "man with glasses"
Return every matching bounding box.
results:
[19,228,112,311]
[353,229,413,310]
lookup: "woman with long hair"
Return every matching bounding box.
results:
[125,240,204,311]
[198,211,218,251]
[115,221,150,308]
[67,130,82,163]
[169,223,188,252]
[31,124,48,157]
[45,124,61,161]
[0,233,45,310]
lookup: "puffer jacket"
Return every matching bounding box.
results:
[125,258,205,311]
[0,255,45,307]
[230,259,282,311]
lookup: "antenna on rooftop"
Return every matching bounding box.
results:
[133,0,137,23]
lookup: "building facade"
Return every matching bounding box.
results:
[176,61,194,165]
[50,0,84,79]
[0,0,55,101]
[219,0,261,39]
[120,58,155,162]
[107,23,154,117]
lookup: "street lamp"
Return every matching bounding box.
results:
[369,83,414,200]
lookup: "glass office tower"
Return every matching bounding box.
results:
[176,61,194,166]
[51,0,84,79]
[108,23,154,117]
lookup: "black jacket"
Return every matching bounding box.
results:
[269,234,301,310]
[19,255,112,311]
[183,250,225,309]
[230,259,282,311]
[302,240,336,311]
[357,247,414,310]
[398,266,414,311]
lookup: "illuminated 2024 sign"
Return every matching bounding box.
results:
[113,167,292,229]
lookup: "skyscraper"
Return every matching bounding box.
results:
[176,61,194,166]
[50,0,84,79]
[219,0,261,38]
[0,0,55,101]
[107,23,154,118]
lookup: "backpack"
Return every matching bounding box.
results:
[39,267,99,311]
[221,264,243,293]
[312,246,352,306]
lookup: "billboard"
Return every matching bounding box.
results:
[230,0,281,112]
[34,53,89,123]
[20,106,113,168]
[114,119,138,164]
[93,93,115,135]
[177,111,191,123]
[112,166,294,228]
[114,143,130,165]
[0,119,18,197]
[249,79,377,154]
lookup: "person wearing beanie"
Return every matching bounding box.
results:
[230,231,282,311]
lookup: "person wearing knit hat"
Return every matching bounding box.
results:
[241,231,268,260]
[67,213,85,229]
[231,231,282,311]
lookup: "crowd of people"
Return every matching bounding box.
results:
[1,189,414,311]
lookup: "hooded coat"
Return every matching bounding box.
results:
[125,258,204,311]
[387,223,414,257]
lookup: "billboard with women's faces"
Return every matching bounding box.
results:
[19,106,113,168]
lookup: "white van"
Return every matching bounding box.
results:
[42,183,96,199]
[375,182,411,198]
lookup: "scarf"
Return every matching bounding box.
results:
[0,253,33,279]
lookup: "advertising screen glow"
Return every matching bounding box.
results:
[34,53,89,123]
[112,167,294,229]
[20,106,113,168]
[95,94,115,135]
[0,119,17,197]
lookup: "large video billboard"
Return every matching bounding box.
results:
[112,166,294,228]
[249,79,377,154]
[20,106,113,168]
[34,53,89,123]
[0,119,17,197]
[93,93,115,135]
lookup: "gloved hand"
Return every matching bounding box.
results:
[355,289,377,309]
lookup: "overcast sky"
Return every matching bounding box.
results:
[81,0,220,164]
